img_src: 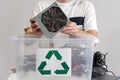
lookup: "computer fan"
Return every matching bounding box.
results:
[34,2,70,38]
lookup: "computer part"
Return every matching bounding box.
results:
[33,2,70,38]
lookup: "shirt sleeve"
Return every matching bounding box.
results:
[84,2,98,32]
[84,1,99,44]
[32,2,42,17]
[32,0,55,17]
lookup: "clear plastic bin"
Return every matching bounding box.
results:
[13,35,94,80]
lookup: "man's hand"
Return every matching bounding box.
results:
[62,22,98,37]
[62,22,81,36]
[24,18,43,35]
[62,22,79,35]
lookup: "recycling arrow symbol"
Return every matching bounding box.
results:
[38,50,69,75]
[38,61,51,75]
[54,62,69,74]
[45,50,62,60]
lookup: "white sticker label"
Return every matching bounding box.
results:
[36,48,71,76]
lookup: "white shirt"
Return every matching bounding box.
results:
[33,0,99,43]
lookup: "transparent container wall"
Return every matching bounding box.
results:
[14,35,94,80]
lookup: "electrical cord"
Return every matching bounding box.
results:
[92,51,119,80]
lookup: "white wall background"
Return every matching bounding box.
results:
[0,0,39,80]
[0,0,120,80]
[92,0,120,76]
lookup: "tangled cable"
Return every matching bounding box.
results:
[92,51,117,79]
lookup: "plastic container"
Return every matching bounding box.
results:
[13,35,94,80]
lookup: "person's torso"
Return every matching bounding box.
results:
[35,0,90,30]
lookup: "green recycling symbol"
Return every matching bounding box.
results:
[38,50,69,75]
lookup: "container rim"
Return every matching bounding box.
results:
[12,35,95,42]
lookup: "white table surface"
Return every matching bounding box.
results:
[7,73,118,80]
[7,73,17,80]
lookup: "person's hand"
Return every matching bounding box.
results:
[24,18,43,35]
[62,22,83,36]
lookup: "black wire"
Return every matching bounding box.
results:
[93,51,118,80]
